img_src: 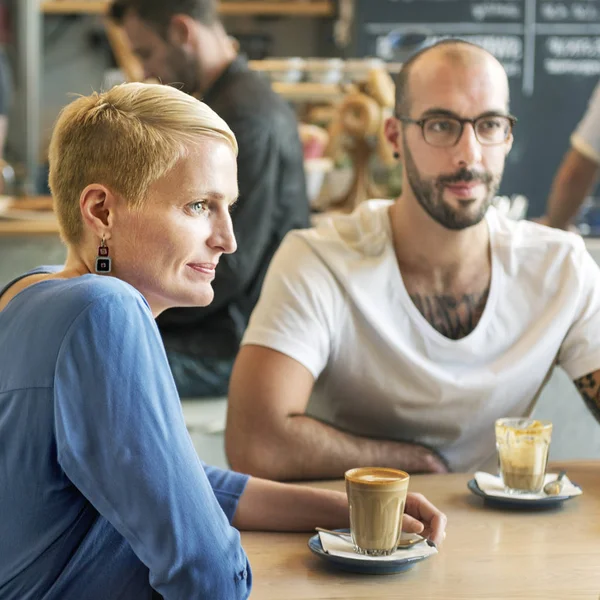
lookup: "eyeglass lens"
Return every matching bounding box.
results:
[423,116,511,146]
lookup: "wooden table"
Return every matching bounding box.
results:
[0,196,59,236]
[241,461,600,599]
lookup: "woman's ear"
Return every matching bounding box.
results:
[79,184,115,238]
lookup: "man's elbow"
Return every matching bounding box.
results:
[225,422,291,481]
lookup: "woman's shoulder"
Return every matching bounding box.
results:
[5,271,150,322]
[54,275,150,317]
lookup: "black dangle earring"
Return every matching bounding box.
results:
[393,151,399,159]
[95,235,112,273]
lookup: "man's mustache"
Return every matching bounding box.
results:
[437,167,493,186]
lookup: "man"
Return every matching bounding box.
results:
[110,0,310,397]
[226,40,600,481]
[539,81,600,230]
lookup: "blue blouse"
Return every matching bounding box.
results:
[0,268,251,599]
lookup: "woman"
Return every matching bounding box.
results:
[0,83,446,599]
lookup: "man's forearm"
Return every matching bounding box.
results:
[546,149,599,229]
[574,371,600,424]
[240,414,448,481]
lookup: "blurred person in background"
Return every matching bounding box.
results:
[110,0,310,398]
[0,0,13,192]
[539,81,600,230]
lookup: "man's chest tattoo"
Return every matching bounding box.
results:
[409,287,490,340]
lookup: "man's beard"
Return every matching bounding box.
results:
[166,45,203,96]
[402,136,501,231]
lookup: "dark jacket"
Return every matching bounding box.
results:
[157,55,310,360]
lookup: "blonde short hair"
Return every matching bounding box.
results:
[48,82,238,244]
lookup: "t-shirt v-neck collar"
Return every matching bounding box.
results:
[383,208,502,347]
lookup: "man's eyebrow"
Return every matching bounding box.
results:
[419,108,458,118]
[418,108,510,119]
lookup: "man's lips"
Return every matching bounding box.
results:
[444,182,484,198]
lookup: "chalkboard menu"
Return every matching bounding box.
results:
[353,0,600,217]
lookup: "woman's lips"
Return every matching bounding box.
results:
[187,263,217,277]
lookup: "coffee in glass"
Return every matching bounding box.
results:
[345,467,409,556]
[495,418,552,493]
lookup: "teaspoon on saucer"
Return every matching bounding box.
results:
[315,527,431,549]
[543,471,566,496]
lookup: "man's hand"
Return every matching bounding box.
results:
[408,443,451,474]
[401,492,448,547]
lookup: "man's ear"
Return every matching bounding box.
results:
[167,14,195,48]
[505,132,514,156]
[384,116,402,160]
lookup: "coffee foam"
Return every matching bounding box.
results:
[345,467,409,486]
[355,474,402,483]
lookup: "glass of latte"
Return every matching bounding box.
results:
[345,467,409,556]
[495,418,553,493]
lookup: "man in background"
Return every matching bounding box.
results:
[539,81,600,230]
[110,0,309,397]
[226,40,600,481]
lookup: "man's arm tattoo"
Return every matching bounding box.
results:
[410,287,490,340]
[574,371,600,424]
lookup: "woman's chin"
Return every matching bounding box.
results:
[186,289,214,308]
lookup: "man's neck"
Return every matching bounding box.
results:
[389,194,491,280]
[193,24,237,97]
[389,195,493,340]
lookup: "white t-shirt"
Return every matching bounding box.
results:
[572,80,600,164]
[242,200,600,472]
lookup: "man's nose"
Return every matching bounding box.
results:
[453,123,483,167]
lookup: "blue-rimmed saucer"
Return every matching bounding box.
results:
[307,529,433,575]
[467,478,578,509]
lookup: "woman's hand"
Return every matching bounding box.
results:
[401,492,447,546]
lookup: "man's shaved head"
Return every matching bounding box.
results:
[394,40,509,116]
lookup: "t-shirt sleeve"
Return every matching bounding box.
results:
[558,239,600,380]
[571,80,600,164]
[53,290,251,599]
[241,232,341,379]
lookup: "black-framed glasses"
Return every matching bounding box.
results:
[396,113,517,147]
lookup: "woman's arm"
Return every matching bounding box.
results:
[232,477,349,532]
[232,477,447,546]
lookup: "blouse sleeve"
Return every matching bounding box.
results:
[53,288,251,599]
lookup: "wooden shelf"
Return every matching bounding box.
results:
[42,1,107,14]
[272,81,345,102]
[41,1,335,17]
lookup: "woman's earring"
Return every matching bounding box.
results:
[95,235,112,273]
[393,151,399,159]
